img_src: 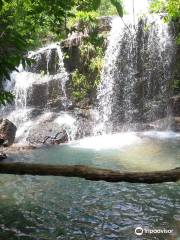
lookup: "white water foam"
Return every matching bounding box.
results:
[71,132,142,150]
[54,113,77,141]
[71,130,180,151]
[142,131,180,139]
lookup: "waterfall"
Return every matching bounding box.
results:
[2,43,77,143]
[97,14,176,134]
[1,13,178,144]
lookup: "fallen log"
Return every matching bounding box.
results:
[0,162,180,184]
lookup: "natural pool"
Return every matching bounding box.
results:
[0,132,180,239]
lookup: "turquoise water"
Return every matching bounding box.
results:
[0,132,180,239]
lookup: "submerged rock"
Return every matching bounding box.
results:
[0,119,17,146]
[0,152,7,161]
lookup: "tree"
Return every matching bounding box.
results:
[150,0,180,30]
[0,162,179,184]
[73,0,101,11]
[0,0,124,105]
[0,0,73,105]
[0,0,27,105]
[110,0,123,17]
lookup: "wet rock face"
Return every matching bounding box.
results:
[97,16,112,32]
[171,95,180,117]
[0,119,17,146]
[26,120,65,144]
[61,16,111,49]
[98,16,178,133]
[26,78,64,111]
[74,109,94,139]
[26,48,60,75]
[16,44,71,112]
[27,122,69,144]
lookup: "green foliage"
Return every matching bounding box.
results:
[1,0,72,45]
[71,36,105,102]
[173,79,180,93]
[68,10,105,102]
[68,0,124,31]
[110,0,123,17]
[177,33,180,44]
[150,0,180,20]
[67,10,99,33]
[97,0,123,17]
[73,0,101,11]
[71,32,105,101]
[97,0,119,16]
[150,0,180,43]
[167,0,180,20]
[72,0,123,16]
[71,70,89,101]
[0,0,124,105]
[0,0,74,105]
[89,54,104,73]
[89,55,104,86]
[0,91,14,106]
[0,1,28,105]
[0,0,3,10]
[150,0,167,13]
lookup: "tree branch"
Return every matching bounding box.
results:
[0,162,179,184]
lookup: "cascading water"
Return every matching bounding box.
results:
[1,11,178,144]
[2,43,77,143]
[15,43,70,110]
[27,43,71,109]
[97,14,176,133]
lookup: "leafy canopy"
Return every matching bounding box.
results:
[150,0,180,21]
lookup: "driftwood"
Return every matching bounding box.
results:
[0,162,179,184]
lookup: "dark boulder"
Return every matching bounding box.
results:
[0,152,7,161]
[0,119,17,146]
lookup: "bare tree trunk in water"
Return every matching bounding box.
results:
[0,162,179,184]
